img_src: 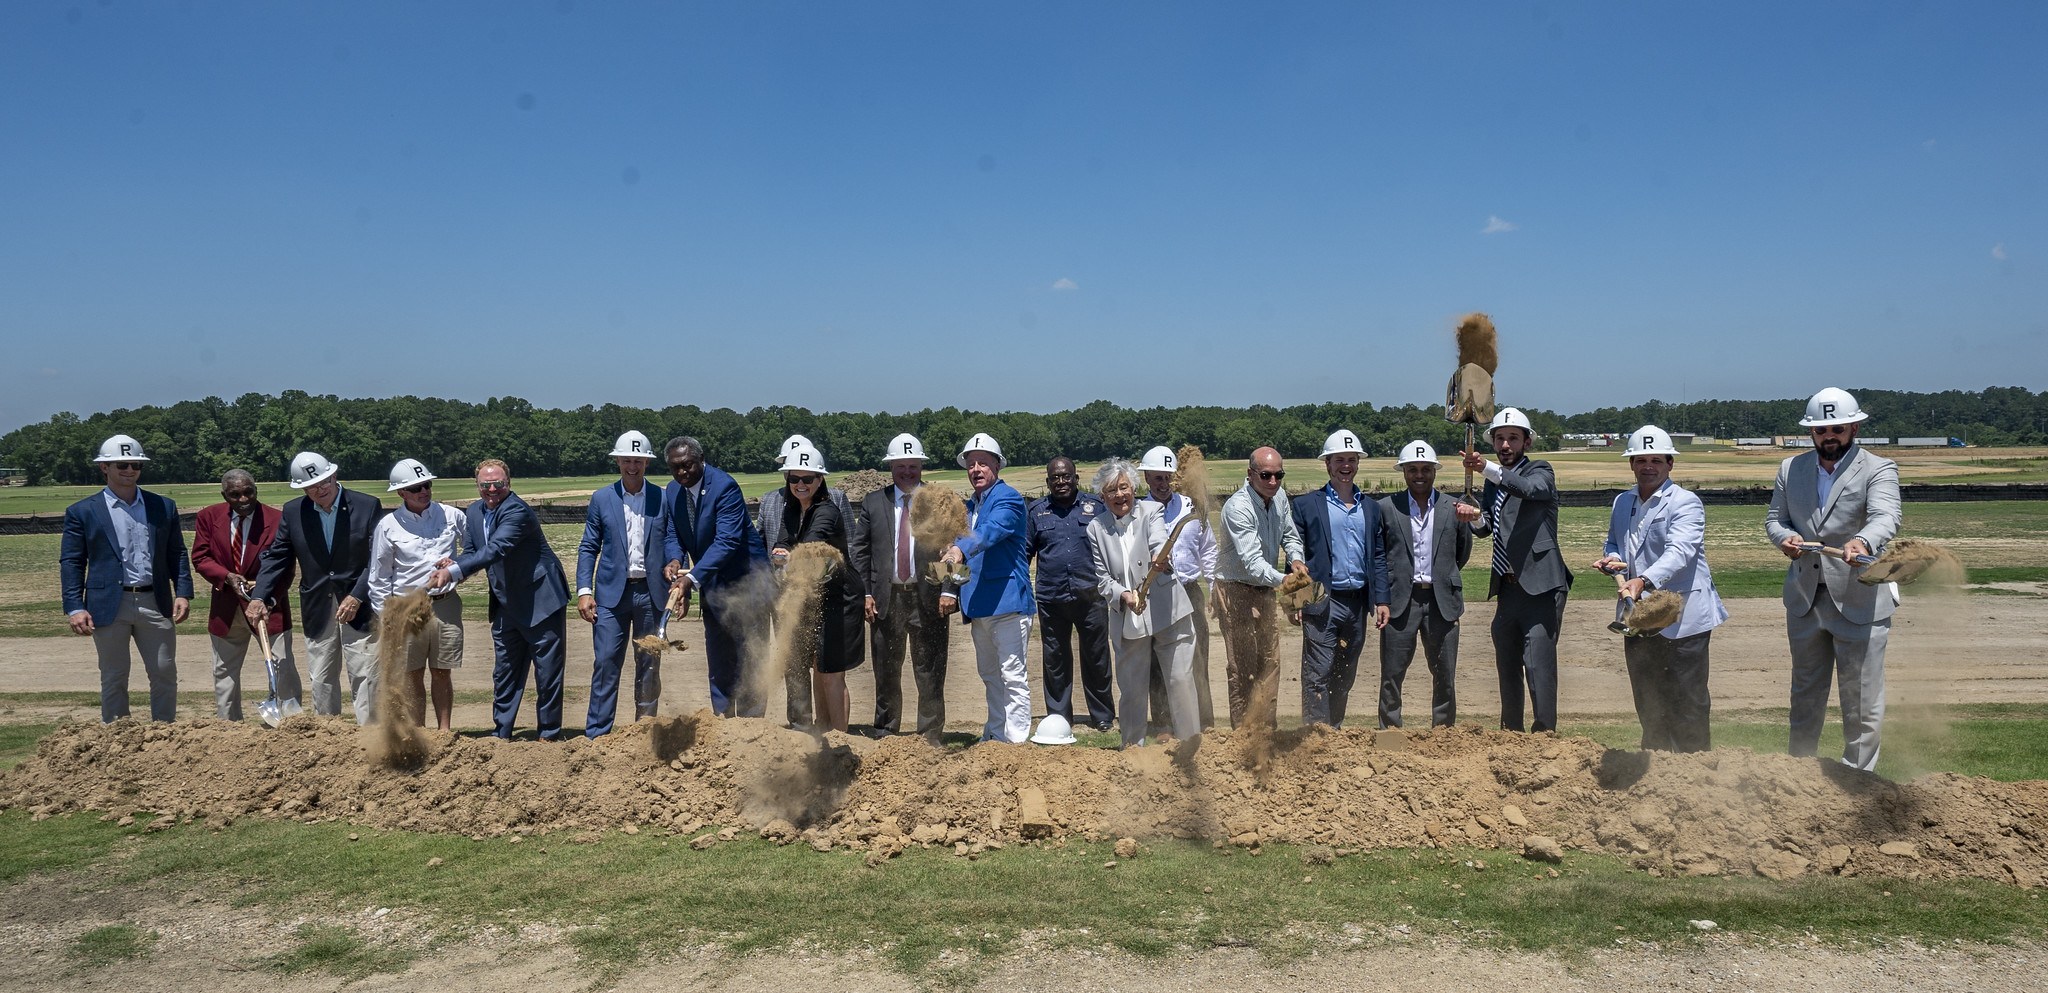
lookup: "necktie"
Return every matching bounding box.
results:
[895,495,912,583]
[681,487,697,535]
[1491,485,1511,578]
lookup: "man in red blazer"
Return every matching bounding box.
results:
[191,469,299,720]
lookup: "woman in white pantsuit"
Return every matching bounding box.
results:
[1087,458,1201,748]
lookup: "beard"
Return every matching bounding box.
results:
[1816,435,1852,460]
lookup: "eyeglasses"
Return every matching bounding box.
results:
[477,480,510,491]
[1811,425,1852,436]
[786,474,822,486]
[108,462,143,471]
[403,483,433,494]
[1257,470,1286,481]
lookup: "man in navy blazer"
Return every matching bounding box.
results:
[575,431,672,737]
[432,459,571,739]
[1288,431,1391,728]
[61,434,193,723]
[660,436,769,718]
[249,451,383,723]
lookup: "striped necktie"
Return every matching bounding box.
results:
[1490,484,1511,578]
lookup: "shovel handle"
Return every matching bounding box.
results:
[1798,542,1877,567]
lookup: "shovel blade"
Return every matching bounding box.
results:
[258,696,285,728]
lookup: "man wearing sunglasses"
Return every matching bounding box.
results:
[60,434,193,722]
[367,458,466,731]
[191,468,297,721]
[249,451,383,724]
[1214,447,1306,729]
[1764,387,1901,771]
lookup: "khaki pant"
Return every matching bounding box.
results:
[1217,580,1281,729]
[402,595,465,671]
[93,591,178,723]
[210,623,300,721]
[304,591,377,725]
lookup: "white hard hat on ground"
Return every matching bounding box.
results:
[884,433,927,463]
[1623,425,1680,458]
[288,452,340,489]
[1396,440,1439,466]
[780,439,828,475]
[957,432,1005,468]
[610,430,655,459]
[386,458,438,492]
[1138,446,1177,473]
[776,434,816,467]
[1029,713,1077,745]
[1798,387,1870,427]
[1487,407,1537,441]
[1320,430,1366,459]
[94,434,150,463]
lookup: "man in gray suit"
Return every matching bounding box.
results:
[850,433,954,742]
[1763,387,1902,771]
[1464,408,1573,732]
[1376,441,1476,728]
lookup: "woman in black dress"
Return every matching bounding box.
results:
[770,440,866,733]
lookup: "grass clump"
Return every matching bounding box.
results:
[66,923,156,967]
[266,924,413,980]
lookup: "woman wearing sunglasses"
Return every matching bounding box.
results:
[769,437,867,733]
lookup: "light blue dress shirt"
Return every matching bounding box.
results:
[1323,484,1367,591]
[103,488,153,586]
[316,498,339,548]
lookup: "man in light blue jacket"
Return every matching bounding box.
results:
[1594,426,1728,753]
[938,432,1037,742]
[576,431,671,738]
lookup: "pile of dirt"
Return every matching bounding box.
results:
[5,717,2043,886]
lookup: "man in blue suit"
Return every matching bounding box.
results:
[61,434,193,723]
[575,430,671,737]
[1290,430,1391,728]
[938,433,1038,743]
[431,458,570,739]
[660,436,769,717]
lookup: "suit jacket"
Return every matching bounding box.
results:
[662,466,767,591]
[849,484,953,619]
[1290,484,1391,605]
[251,487,381,638]
[1473,456,1573,598]
[1088,501,1192,640]
[1376,490,1473,622]
[956,479,1036,619]
[456,492,570,629]
[1763,445,1902,625]
[1604,481,1729,639]
[575,480,671,610]
[191,502,292,637]
[758,485,851,556]
[59,488,194,626]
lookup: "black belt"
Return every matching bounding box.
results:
[893,582,919,592]
[121,584,153,593]
[1413,582,1433,590]
[1327,587,1366,598]
[625,576,648,585]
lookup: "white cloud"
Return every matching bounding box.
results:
[1992,243,2007,260]
[1922,138,1937,151]
[1481,215,1517,234]
[1051,278,1078,291]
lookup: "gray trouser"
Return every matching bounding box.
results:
[1624,628,1712,753]
[305,593,377,724]
[210,623,301,721]
[93,591,178,723]
[871,582,950,737]
[1378,585,1459,729]
[1148,579,1217,735]
[1788,591,1889,771]
[1300,589,1371,728]
[1116,614,1200,748]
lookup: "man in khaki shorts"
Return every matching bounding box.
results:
[367,458,466,730]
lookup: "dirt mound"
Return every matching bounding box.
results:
[5,718,2044,886]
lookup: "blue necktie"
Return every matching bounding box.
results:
[1491,484,1511,578]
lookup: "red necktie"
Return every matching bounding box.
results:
[896,496,912,583]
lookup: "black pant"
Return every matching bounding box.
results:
[1037,595,1115,728]
[870,582,950,737]
[1625,628,1712,752]
[1300,589,1370,727]
[1493,583,1566,733]
[1379,585,1459,728]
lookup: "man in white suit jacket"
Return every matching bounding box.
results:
[1762,389,1902,771]
[1595,427,1728,753]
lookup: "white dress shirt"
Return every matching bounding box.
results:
[621,485,648,579]
[367,501,463,612]
[892,484,919,584]
[1408,493,1436,585]
[1148,493,1217,584]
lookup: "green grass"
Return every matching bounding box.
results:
[66,923,157,967]
[0,722,57,770]
[1560,704,2048,783]
[264,924,415,980]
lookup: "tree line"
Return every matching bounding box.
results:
[1,387,2040,486]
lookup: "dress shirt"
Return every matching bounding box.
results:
[102,488,153,585]
[1323,484,1368,591]
[892,485,919,584]
[1408,493,1436,585]
[315,498,339,549]
[1817,446,1852,510]
[1026,494,1105,601]
[621,483,648,579]
[1215,483,1303,588]
[1146,493,1217,584]
[367,502,463,612]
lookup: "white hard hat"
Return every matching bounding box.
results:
[386,458,438,492]
[1137,446,1177,473]
[1319,430,1366,459]
[884,433,927,463]
[775,434,816,466]
[1396,440,1439,466]
[1798,387,1869,427]
[1487,407,1537,441]
[780,439,829,475]
[957,432,1005,469]
[93,434,150,463]
[288,451,340,489]
[1623,425,1680,458]
[1029,713,1076,745]
[609,430,655,459]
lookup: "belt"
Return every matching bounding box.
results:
[625,576,648,585]
[1413,582,1433,590]
[893,582,919,592]
[430,590,454,601]
[121,584,153,593]
[1327,587,1366,598]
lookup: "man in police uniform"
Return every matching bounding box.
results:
[1464,408,1573,733]
[1026,457,1114,732]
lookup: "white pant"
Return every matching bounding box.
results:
[1116,614,1200,748]
[305,597,377,725]
[971,613,1034,743]
[92,592,178,723]
[210,624,301,721]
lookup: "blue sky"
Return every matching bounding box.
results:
[2,2,2042,433]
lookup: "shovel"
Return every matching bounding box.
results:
[248,613,302,727]
[657,583,689,651]
[1797,542,1877,567]
[1599,563,1651,638]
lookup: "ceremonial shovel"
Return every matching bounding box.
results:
[247,612,302,727]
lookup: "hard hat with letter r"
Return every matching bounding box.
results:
[779,436,828,475]
[1029,712,1076,745]
[1320,430,1366,459]
[883,433,927,463]
[1623,425,1679,458]
[609,430,655,459]
[775,434,816,467]
[93,434,150,463]
[1486,407,1537,441]
[1396,440,1439,466]
[288,451,340,489]
[957,432,1006,468]
[1798,387,1869,427]
[386,458,438,492]
[1138,445,1177,473]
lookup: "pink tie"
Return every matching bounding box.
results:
[896,498,912,584]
